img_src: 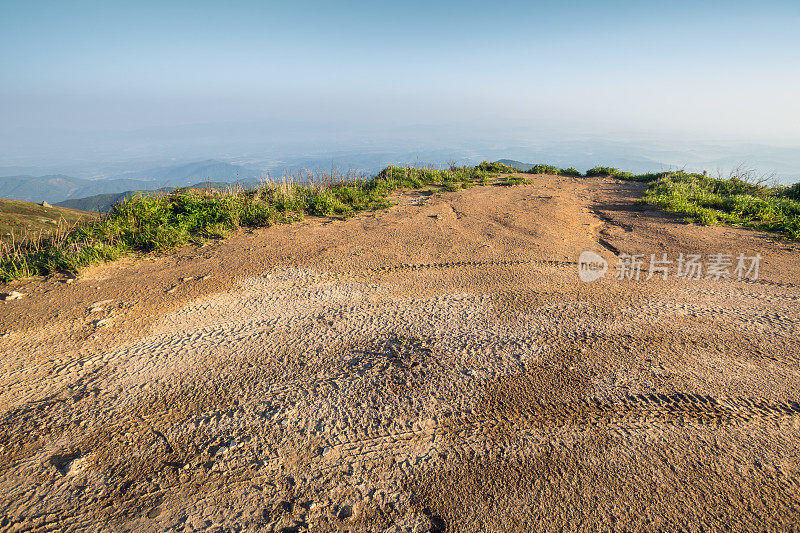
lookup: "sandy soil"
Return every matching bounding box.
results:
[1,174,799,532]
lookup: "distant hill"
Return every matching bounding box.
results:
[0,175,174,205]
[0,175,179,204]
[0,160,264,205]
[0,174,90,204]
[54,192,136,212]
[118,160,263,183]
[0,198,96,241]
[55,182,241,212]
[496,160,533,171]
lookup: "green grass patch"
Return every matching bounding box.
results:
[524,164,582,177]
[476,161,519,173]
[779,182,800,201]
[643,172,800,240]
[558,167,582,177]
[499,175,532,186]
[526,164,560,175]
[1,162,519,282]
[585,166,672,182]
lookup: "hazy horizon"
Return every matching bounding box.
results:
[2,1,799,179]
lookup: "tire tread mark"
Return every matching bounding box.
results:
[311,394,800,468]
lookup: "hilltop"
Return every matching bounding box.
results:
[0,198,95,241]
[0,170,798,530]
[2,161,799,283]
[496,158,534,171]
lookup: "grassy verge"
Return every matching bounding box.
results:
[500,175,532,186]
[525,164,582,177]
[561,165,799,239]
[642,172,800,240]
[0,163,517,282]
[584,166,676,182]
[476,162,800,239]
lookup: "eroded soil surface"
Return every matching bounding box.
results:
[1,174,800,532]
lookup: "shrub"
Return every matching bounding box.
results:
[526,164,559,175]
[643,172,800,240]
[627,172,671,183]
[585,166,634,180]
[780,182,800,201]
[500,175,531,186]
[476,161,518,173]
[558,167,582,177]
[585,167,678,183]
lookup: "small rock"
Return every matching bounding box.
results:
[65,278,75,284]
[88,299,113,312]
[50,453,83,476]
[165,286,177,294]
[1,291,24,301]
[41,200,51,208]
[67,456,86,475]
[181,276,194,282]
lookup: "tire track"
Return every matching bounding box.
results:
[9,256,795,395]
[127,394,800,504]
[16,393,800,532]
[318,258,578,281]
[193,393,800,475]
[621,301,800,332]
[318,257,797,289]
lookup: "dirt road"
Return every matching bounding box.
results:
[2,174,799,531]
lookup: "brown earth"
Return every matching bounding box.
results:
[1,174,799,532]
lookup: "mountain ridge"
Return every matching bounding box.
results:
[0,160,263,204]
[54,181,246,212]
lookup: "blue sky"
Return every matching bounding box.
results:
[1,0,799,168]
